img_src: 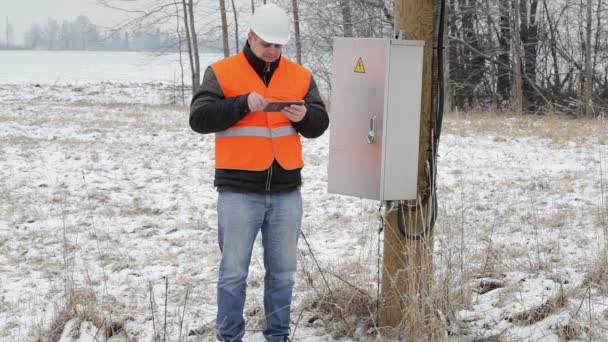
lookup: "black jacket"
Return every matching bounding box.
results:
[190,43,329,193]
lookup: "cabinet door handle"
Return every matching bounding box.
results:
[367,114,377,144]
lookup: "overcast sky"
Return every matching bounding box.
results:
[0,0,261,46]
[0,0,128,43]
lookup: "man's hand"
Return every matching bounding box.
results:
[247,92,268,112]
[282,104,307,123]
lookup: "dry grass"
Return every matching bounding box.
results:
[443,111,608,144]
[304,286,377,340]
[582,252,608,293]
[64,102,187,112]
[507,289,567,325]
[38,287,126,342]
[554,320,583,341]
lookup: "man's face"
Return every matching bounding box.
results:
[248,32,283,63]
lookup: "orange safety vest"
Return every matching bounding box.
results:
[211,52,311,171]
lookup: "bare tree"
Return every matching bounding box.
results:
[98,0,201,94]
[519,0,539,111]
[340,0,354,37]
[511,0,524,114]
[219,0,230,57]
[292,0,302,63]
[230,0,240,52]
[182,0,201,94]
[496,0,512,107]
[542,0,561,103]
[44,19,60,50]
[583,0,593,116]
[173,0,186,104]
[5,17,14,48]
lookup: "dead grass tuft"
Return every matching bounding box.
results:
[38,287,126,342]
[306,286,377,339]
[554,320,582,341]
[582,253,608,293]
[470,334,505,342]
[507,289,567,325]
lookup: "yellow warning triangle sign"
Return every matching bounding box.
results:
[354,57,366,73]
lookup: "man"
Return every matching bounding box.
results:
[189,3,329,341]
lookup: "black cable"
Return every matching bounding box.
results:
[300,230,334,297]
[376,202,383,317]
[396,201,433,241]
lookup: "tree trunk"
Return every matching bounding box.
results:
[173,0,186,105]
[447,0,464,110]
[458,0,484,109]
[542,0,561,101]
[497,1,512,107]
[583,0,593,116]
[339,0,354,37]
[230,0,240,52]
[188,0,200,94]
[511,0,524,115]
[520,0,539,112]
[219,0,230,57]
[292,0,302,64]
[182,0,200,95]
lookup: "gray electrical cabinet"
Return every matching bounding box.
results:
[327,38,424,201]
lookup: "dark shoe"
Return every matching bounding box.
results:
[265,337,290,342]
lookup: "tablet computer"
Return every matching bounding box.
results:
[263,100,305,112]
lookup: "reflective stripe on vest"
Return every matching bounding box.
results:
[211,52,311,171]
[215,125,297,138]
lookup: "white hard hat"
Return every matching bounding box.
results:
[250,3,290,45]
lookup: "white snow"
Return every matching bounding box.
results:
[1,50,608,341]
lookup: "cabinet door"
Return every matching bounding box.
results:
[382,40,424,200]
[328,38,388,200]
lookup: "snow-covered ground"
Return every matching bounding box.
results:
[1,51,608,341]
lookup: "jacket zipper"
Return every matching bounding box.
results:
[263,62,271,86]
[266,165,273,191]
[263,61,273,191]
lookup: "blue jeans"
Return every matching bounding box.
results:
[216,190,302,342]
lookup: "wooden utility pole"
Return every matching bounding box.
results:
[380,0,437,338]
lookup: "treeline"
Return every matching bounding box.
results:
[18,16,165,51]
[446,0,608,116]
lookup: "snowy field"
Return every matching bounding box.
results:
[0,50,219,105]
[1,51,608,341]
